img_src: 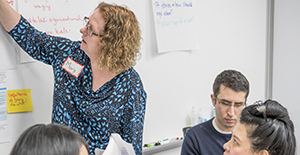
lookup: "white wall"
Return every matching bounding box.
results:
[0,0,268,155]
[273,0,300,153]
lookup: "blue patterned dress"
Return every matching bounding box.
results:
[8,16,147,155]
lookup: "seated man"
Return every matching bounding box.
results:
[181,69,249,155]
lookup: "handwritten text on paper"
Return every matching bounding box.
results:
[153,1,194,28]
[7,89,33,113]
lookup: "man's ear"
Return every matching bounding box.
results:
[210,94,216,107]
[244,98,248,106]
[258,150,269,155]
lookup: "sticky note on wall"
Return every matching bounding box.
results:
[7,89,33,113]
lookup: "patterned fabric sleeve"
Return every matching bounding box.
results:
[121,85,147,155]
[8,15,75,66]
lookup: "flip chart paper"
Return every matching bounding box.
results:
[152,0,200,53]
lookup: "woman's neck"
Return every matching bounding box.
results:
[91,62,117,92]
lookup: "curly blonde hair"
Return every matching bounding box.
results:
[96,2,141,74]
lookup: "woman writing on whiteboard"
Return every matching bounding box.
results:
[0,1,147,155]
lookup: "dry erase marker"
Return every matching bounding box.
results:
[146,142,156,147]
[154,142,161,146]
[157,137,176,145]
[157,138,170,145]
[143,143,153,147]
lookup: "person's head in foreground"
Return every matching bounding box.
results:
[223,99,296,155]
[10,123,89,155]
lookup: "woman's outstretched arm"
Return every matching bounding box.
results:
[0,0,21,31]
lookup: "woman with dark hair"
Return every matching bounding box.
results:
[223,99,296,155]
[10,124,89,155]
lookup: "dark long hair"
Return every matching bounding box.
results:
[10,123,89,155]
[240,100,296,155]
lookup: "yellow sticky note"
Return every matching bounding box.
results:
[7,89,33,113]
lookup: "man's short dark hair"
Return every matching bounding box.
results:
[213,69,249,98]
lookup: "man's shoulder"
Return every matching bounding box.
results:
[186,118,214,136]
[181,118,228,155]
[193,118,213,129]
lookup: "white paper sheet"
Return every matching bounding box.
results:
[151,0,200,53]
[95,133,136,155]
[0,72,10,144]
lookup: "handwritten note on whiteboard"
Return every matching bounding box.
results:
[152,0,199,53]
[7,89,33,113]
[17,0,90,40]
[17,0,93,63]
